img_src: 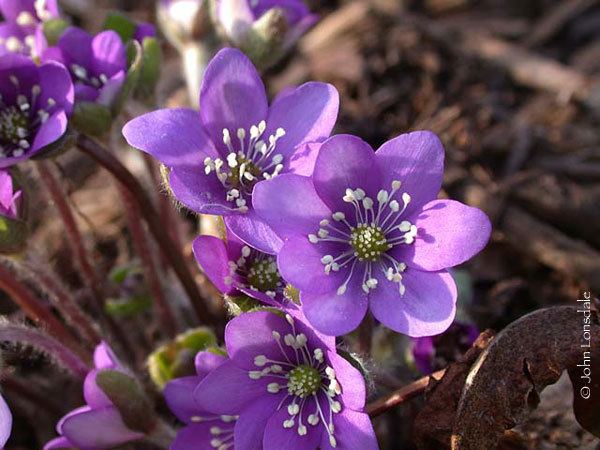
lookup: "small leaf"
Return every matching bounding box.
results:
[103,12,137,43]
[112,40,142,116]
[43,18,69,45]
[96,370,155,433]
[135,37,162,100]
[70,102,112,136]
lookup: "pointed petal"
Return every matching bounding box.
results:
[192,235,237,294]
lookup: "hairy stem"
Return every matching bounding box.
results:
[0,319,90,377]
[76,134,218,325]
[117,183,177,337]
[366,369,446,417]
[0,262,89,362]
[9,255,102,349]
[35,161,135,361]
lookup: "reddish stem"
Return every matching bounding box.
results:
[117,183,177,337]
[76,134,218,325]
[0,263,89,363]
[366,369,446,417]
[35,161,135,360]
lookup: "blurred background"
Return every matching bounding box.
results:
[2,0,599,448]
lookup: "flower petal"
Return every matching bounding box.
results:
[224,310,297,370]
[374,131,444,215]
[234,395,281,450]
[326,351,365,411]
[199,47,267,151]
[369,269,457,337]
[122,108,216,169]
[91,30,126,77]
[264,82,339,158]
[30,110,68,153]
[0,393,11,447]
[277,236,346,294]
[169,165,233,215]
[253,173,332,241]
[192,235,237,294]
[83,369,113,408]
[56,26,93,68]
[38,61,74,116]
[263,399,322,450]
[194,360,273,414]
[93,341,120,369]
[60,406,143,448]
[171,423,218,450]
[43,437,74,450]
[320,409,378,450]
[164,376,202,423]
[224,209,283,254]
[195,350,228,377]
[312,135,381,218]
[301,275,368,336]
[404,199,492,271]
[287,142,321,176]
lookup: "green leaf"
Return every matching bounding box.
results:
[135,37,162,100]
[112,40,143,116]
[105,295,152,317]
[103,12,137,43]
[70,102,113,136]
[96,370,155,433]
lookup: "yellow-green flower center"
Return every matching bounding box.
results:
[287,365,322,398]
[0,106,28,145]
[350,224,389,262]
[247,257,280,292]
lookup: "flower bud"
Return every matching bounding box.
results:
[0,169,27,254]
[148,327,217,389]
[157,0,211,49]
[96,369,156,433]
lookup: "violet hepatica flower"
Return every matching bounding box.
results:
[254,133,492,337]
[123,47,338,254]
[0,0,58,56]
[0,392,11,448]
[412,321,479,375]
[195,308,377,450]
[165,350,238,450]
[42,26,127,107]
[0,54,73,168]
[193,228,287,306]
[217,0,317,50]
[44,342,144,449]
[0,169,20,218]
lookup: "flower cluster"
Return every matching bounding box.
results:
[123,46,491,448]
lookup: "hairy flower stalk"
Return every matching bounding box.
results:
[0,319,90,377]
[75,133,218,325]
[0,260,89,361]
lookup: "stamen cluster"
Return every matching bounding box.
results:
[203,121,286,212]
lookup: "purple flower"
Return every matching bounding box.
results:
[216,0,317,50]
[42,26,127,106]
[194,308,378,450]
[0,54,73,168]
[253,133,492,337]
[412,321,479,375]
[165,350,238,450]
[0,0,58,57]
[0,392,11,448]
[193,228,288,306]
[123,48,338,254]
[0,169,20,218]
[44,342,144,449]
